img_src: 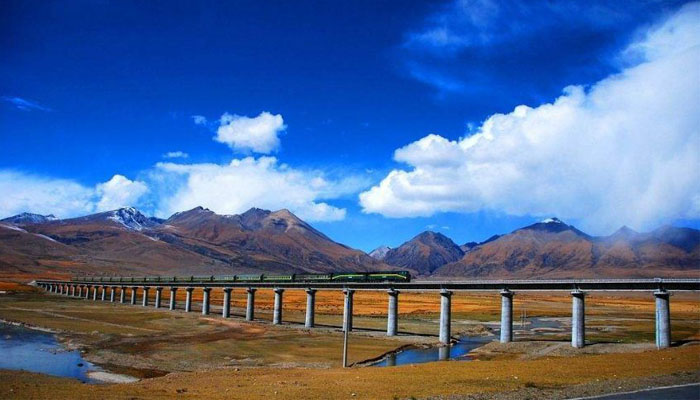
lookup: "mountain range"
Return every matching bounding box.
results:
[370,218,699,279]
[0,207,384,278]
[1,209,698,279]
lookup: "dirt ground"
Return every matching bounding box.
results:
[1,282,699,399]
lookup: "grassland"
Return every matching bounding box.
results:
[0,282,699,398]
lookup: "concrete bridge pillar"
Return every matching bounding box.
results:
[185,287,194,312]
[155,287,163,308]
[202,288,211,315]
[246,288,256,321]
[92,285,98,300]
[101,286,107,301]
[343,289,354,332]
[500,289,514,343]
[85,286,90,299]
[571,289,586,348]
[273,288,284,324]
[169,287,178,311]
[142,287,150,306]
[110,286,116,302]
[654,290,671,349]
[305,289,317,328]
[387,289,399,336]
[120,286,126,303]
[70,285,76,297]
[130,287,137,305]
[77,285,83,298]
[222,288,232,318]
[439,289,452,344]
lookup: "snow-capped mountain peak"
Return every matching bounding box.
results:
[540,217,564,224]
[0,212,58,225]
[108,207,157,231]
[369,245,391,260]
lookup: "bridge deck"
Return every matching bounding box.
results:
[36,279,700,291]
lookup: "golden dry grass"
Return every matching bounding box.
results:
[0,344,698,399]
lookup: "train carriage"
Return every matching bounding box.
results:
[72,270,411,284]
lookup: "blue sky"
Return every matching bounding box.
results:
[2,0,699,251]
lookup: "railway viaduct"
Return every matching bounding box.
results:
[35,278,700,350]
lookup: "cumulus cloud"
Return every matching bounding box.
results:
[0,172,148,218]
[163,151,189,159]
[95,175,149,212]
[361,3,700,234]
[153,157,355,222]
[0,171,95,218]
[215,111,285,154]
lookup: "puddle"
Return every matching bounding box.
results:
[373,336,491,367]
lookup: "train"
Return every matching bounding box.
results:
[71,271,411,284]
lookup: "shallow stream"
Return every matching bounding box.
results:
[1,322,101,382]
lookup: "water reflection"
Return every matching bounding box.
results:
[438,346,450,361]
[385,353,396,366]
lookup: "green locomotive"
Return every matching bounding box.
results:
[73,271,411,284]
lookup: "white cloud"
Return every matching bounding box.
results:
[95,175,149,212]
[154,156,353,222]
[215,111,285,154]
[0,171,95,218]
[361,3,700,234]
[163,151,189,159]
[191,115,207,125]
[0,172,148,218]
